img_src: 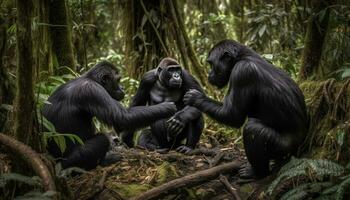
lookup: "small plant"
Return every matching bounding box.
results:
[267,157,350,199]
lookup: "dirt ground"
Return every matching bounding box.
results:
[66,140,262,200]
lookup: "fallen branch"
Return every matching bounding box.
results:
[219,174,241,200]
[0,133,56,192]
[209,151,225,167]
[130,161,242,200]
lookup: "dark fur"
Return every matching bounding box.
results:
[43,61,176,169]
[123,58,204,153]
[184,40,308,178]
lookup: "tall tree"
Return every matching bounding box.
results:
[299,0,333,80]
[34,0,53,76]
[124,0,169,79]
[14,0,41,150]
[49,0,76,74]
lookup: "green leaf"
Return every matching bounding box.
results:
[259,24,267,37]
[336,130,345,147]
[341,68,350,79]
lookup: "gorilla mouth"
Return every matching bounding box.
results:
[169,82,182,88]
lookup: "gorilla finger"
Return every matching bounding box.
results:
[173,126,183,135]
[176,146,185,153]
[166,116,175,124]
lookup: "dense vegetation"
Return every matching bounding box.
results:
[0,0,349,199]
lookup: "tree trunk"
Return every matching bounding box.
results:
[49,0,76,74]
[298,0,332,80]
[167,0,209,89]
[34,0,53,76]
[124,0,169,79]
[14,0,41,151]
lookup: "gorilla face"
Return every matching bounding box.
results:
[207,52,232,89]
[159,65,183,89]
[102,69,125,101]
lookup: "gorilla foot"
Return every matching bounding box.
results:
[100,152,122,166]
[238,163,256,179]
[176,145,193,154]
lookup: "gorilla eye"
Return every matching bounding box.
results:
[115,74,121,83]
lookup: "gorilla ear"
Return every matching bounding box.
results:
[221,49,238,61]
[157,66,163,76]
[101,74,109,85]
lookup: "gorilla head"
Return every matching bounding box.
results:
[206,40,243,88]
[85,61,125,101]
[157,58,182,89]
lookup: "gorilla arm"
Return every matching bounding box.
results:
[183,61,258,128]
[80,81,176,132]
[166,69,203,134]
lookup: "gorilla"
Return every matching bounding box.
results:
[184,40,308,179]
[43,61,176,170]
[123,58,204,154]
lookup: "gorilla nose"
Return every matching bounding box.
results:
[173,73,180,79]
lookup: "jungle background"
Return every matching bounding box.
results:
[0,0,350,199]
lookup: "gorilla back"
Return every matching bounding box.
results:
[184,40,308,178]
[43,61,176,169]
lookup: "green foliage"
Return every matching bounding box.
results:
[0,173,41,188]
[0,173,56,200]
[14,191,56,200]
[268,157,350,199]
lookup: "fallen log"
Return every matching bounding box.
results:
[130,160,242,200]
[0,133,56,192]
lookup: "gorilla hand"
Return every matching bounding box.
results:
[183,89,205,106]
[159,102,177,113]
[166,116,185,141]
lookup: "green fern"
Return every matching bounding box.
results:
[280,182,333,200]
[336,175,350,200]
[267,158,345,196]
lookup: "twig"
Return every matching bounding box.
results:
[209,151,225,168]
[130,161,242,200]
[187,147,219,157]
[0,133,56,192]
[97,170,108,190]
[219,174,241,200]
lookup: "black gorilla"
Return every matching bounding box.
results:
[124,58,204,154]
[43,61,176,170]
[184,40,307,178]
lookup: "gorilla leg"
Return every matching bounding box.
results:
[150,119,172,148]
[241,118,290,179]
[60,134,110,170]
[176,117,204,153]
[138,129,161,150]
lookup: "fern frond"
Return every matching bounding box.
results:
[336,175,350,200]
[280,182,333,200]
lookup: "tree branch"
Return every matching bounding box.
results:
[130,161,242,200]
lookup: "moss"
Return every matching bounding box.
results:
[156,161,178,184]
[110,183,151,198]
[300,80,350,164]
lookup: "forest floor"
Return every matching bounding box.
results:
[66,139,265,200]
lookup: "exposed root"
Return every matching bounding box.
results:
[0,133,56,192]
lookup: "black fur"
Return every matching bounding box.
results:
[184,40,308,178]
[124,58,204,154]
[43,61,176,169]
